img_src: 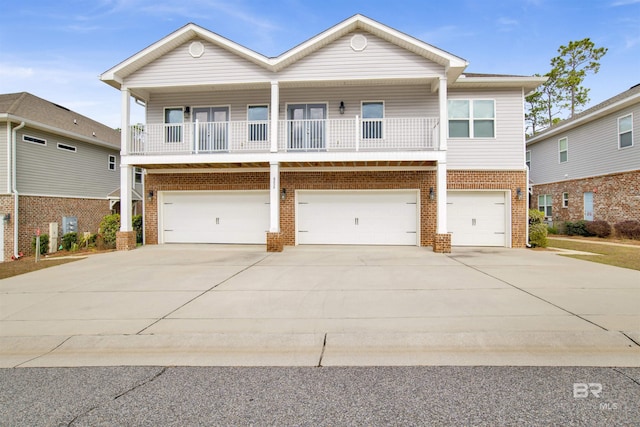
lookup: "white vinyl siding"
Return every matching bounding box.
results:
[447,89,526,170]
[618,113,633,148]
[538,194,552,217]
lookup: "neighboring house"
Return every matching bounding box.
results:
[527,84,639,227]
[0,92,129,260]
[100,15,545,252]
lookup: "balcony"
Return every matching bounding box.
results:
[127,117,440,156]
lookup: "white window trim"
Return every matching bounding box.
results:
[618,113,633,149]
[108,155,116,171]
[361,100,385,140]
[247,104,269,143]
[562,192,569,208]
[558,137,568,163]
[22,134,47,146]
[56,143,77,153]
[447,99,496,139]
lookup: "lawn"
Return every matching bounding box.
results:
[547,237,640,271]
[0,256,84,280]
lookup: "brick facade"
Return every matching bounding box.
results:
[0,195,14,261]
[531,170,640,226]
[116,231,137,251]
[143,168,528,249]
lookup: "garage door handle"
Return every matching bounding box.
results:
[355,218,359,225]
[472,219,476,226]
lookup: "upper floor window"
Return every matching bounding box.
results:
[134,167,143,184]
[618,114,633,149]
[108,155,116,171]
[538,194,552,218]
[558,137,568,163]
[23,134,47,146]
[526,150,531,170]
[164,107,183,143]
[362,101,384,139]
[247,105,268,142]
[448,100,495,138]
[57,143,77,153]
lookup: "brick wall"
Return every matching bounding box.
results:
[531,170,640,226]
[0,195,14,261]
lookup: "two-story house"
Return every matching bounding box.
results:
[527,84,639,226]
[100,15,545,252]
[0,92,126,260]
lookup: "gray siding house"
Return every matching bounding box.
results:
[527,84,640,226]
[0,92,128,260]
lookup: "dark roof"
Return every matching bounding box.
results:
[0,92,120,148]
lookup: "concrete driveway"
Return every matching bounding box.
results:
[1,245,639,367]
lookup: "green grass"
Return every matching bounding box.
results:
[547,237,640,271]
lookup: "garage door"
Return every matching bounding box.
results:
[161,191,269,244]
[447,191,507,246]
[297,190,418,245]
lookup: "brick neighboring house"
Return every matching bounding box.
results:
[527,84,640,228]
[100,14,545,252]
[0,92,131,260]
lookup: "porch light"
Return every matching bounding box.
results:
[184,106,190,119]
[147,190,154,201]
[429,187,435,200]
[3,213,9,222]
[516,187,522,200]
[339,101,345,115]
[281,188,287,201]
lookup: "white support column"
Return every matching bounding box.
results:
[120,164,133,232]
[270,81,279,153]
[121,88,131,155]
[436,160,447,234]
[438,76,448,151]
[269,161,280,232]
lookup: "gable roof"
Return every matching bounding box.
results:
[100,14,470,89]
[527,83,640,145]
[450,72,547,92]
[0,92,120,149]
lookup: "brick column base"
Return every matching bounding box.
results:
[433,233,452,253]
[116,231,137,251]
[266,232,284,252]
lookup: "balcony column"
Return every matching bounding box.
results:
[433,159,451,253]
[267,161,283,252]
[270,81,279,153]
[116,163,136,250]
[121,87,131,155]
[438,76,447,151]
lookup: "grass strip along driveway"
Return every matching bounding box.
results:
[548,237,640,271]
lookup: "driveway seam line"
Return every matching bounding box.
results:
[620,332,640,348]
[446,255,609,332]
[317,333,327,367]
[135,254,273,335]
[15,335,73,368]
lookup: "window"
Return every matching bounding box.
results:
[526,150,531,170]
[558,137,568,163]
[562,192,569,208]
[108,155,116,171]
[57,143,76,152]
[619,114,633,149]
[23,135,46,146]
[247,105,268,142]
[362,101,384,139]
[448,99,495,138]
[134,167,143,184]
[164,107,183,143]
[538,194,552,217]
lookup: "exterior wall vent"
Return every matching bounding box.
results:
[350,34,367,52]
[189,41,205,58]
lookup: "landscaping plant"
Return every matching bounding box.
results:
[528,209,548,248]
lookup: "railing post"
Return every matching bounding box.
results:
[194,119,199,154]
[355,115,360,152]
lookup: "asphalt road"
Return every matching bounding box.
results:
[1,366,638,426]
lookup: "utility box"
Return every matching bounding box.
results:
[49,222,58,253]
[62,216,77,235]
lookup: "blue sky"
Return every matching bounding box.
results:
[1,0,639,128]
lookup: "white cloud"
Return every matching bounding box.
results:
[610,0,640,5]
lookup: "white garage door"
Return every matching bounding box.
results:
[161,191,270,244]
[447,191,507,247]
[297,190,418,245]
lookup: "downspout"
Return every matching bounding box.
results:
[11,121,26,259]
[526,164,531,248]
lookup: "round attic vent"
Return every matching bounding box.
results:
[189,41,205,58]
[350,34,367,52]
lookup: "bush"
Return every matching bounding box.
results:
[99,213,121,248]
[78,232,97,249]
[585,220,612,238]
[565,220,592,237]
[528,209,545,225]
[31,234,49,255]
[61,232,78,251]
[133,214,143,244]
[529,209,548,247]
[547,225,558,235]
[614,220,640,240]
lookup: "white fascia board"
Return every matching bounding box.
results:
[527,91,640,145]
[451,76,548,92]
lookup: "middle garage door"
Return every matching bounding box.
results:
[297,190,418,245]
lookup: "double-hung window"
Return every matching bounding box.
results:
[558,137,568,163]
[108,155,116,171]
[362,101,384,139]
[538,194,552,218]
[248,105,269,142]
[618,114,633,148]
[448,99,495,138]
[562,192,569,208]
[164,107,183,143]
[526,150,531,170]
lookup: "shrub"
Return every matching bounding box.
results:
[99,213,121,248]
[528,209,545,225]
[565,220,592,237]
[614,220,640,240]
[61,232,78,251]
[78,232,97,249]
[529,209,548,247]
[31,234,49,255]
[133,214,143,244]
[547,225,558,235]
[585,220,612,238]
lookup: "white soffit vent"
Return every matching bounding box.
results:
[189,41,205,58]
[350,34,367,52]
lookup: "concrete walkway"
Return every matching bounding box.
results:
[1,245,639,367]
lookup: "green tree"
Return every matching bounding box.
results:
[525,70,567,135]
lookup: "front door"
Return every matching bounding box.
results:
[287,104,326,150]
[193,106,229,152]
[584,192,594,221]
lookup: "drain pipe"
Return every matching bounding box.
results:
[11,121,26,259]
[526,165,531,248]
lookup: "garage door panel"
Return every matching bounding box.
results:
[447,191,507,247]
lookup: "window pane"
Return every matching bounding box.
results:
[164,108,183,124]
[620,131,632,148]
[473,100,494,119]
[560,151,568,163]
[448,100,469,119]
[545,206,552,217]
[474,120,494,138]
[362,102,383,119]
[559,138,567,151]
[619,115,632,133]
[449,120,470,138]
[248,105,268,121]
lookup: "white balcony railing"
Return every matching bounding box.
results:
[128,117,439,155]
